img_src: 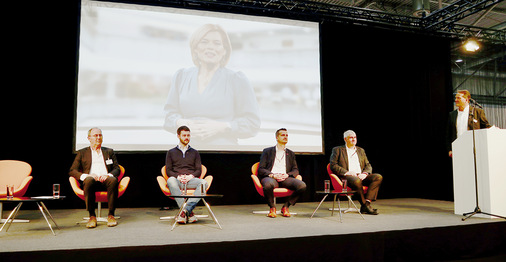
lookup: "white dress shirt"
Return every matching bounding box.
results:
[456,105,470,138]
[79,148,111,181]
[271,145,287,174]
[346,146,362,174]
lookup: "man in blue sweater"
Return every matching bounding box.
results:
[166,126,207,224]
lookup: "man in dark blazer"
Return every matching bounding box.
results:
[258,128,306,218]
[69,127,120,228]
[330,130,383,215]
[446,90,491,157]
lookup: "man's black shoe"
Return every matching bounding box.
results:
[360,202,379,215]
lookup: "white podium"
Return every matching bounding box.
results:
[452,128,506,218]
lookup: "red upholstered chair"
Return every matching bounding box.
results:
[0,160,33,222]
[157,165,212,219]
[250,162,302,215]
[69,165,130,223]
[327,163,367,213]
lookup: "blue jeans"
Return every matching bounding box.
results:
[167,176,207,213]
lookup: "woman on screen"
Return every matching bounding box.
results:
[163,24,260,147]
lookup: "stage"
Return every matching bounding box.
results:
[1,198,505,261]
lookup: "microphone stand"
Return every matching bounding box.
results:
[462,102,506,221]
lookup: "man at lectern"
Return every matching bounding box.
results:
[446,90,491,157]
[329,130,383,215]
[69,127,120,228]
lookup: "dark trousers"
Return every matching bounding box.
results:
[344,173,383,205]
[261,176,306,208]
[83,176,118,217]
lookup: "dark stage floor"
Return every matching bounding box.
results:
[1,198,505,261]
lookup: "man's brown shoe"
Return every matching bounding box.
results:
[267,207,277,218]
[107,215,118,227]
[86,216,97,228]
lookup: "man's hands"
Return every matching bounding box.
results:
[177,174,195,184]
[271,173,289,182]
[344,171,368,181]
[89,173,110,182]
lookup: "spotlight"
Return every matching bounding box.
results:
[463,38,480,52]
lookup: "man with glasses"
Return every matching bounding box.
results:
[69,127,120,228]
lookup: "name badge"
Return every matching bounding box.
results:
[106,159,113,165]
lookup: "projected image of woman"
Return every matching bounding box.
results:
[164,24,260,146]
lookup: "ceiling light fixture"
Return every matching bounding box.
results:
[463,38,480,52]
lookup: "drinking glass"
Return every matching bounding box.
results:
[53,184,60,198]
[324,180,330,193]
[6,185,14,199]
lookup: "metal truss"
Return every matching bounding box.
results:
[109,0,505,44]
[438,22,506,44]
[422,0,503,30]
[139,0,422,28]
[421,0,505,44]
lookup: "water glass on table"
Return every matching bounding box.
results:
[324,180,330,193]
[53,184,60,198]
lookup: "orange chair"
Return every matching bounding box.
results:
[156,165,213,220]
[0,160,33,222]
[250,162,302,215]
[69,165,130,223]
[327,163,367,214]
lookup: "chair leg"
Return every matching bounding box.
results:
[343,197,360,214]
[329,195,360,213]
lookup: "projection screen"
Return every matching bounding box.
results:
[75,0,323,153]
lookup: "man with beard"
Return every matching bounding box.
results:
[166,126,207,224]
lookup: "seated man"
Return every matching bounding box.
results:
[258,128,307,218]
[69,127,120,228]
[166,125,207,224]
[329,130,383,215]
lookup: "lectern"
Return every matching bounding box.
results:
[452,128,506,218]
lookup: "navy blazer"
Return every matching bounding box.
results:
[69,147,120,181]
[258,146,299,179]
